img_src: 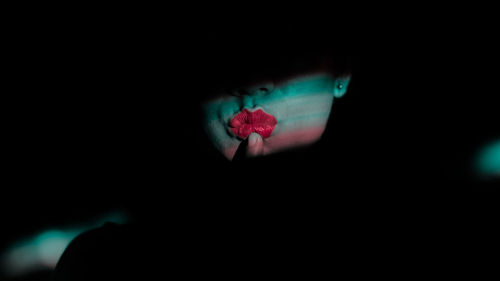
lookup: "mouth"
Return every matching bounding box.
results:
[229,108,277,139]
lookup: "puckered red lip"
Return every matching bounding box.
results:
[229,108,277,139]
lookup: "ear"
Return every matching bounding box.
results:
[333,76,351,98]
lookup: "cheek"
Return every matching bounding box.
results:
[267,93,334,130]
[202,99,240,136]
[263,125,327,155]
[202,100,242,160]
[256,93,333,154]
[261,93,334,154]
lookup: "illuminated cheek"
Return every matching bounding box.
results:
[204,120,239,157]
[202,99,241,158]
[263,126,326,155]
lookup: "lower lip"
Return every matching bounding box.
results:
[229,109,277,139]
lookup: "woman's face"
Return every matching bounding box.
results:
[202,69,351,161]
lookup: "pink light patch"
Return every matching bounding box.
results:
[223,126,326,160]
[262,126,326,155]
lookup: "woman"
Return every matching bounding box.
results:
[52,21,363,280]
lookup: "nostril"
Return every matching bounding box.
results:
[231,82,275,96]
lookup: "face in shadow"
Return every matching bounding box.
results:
[201,63,351,161]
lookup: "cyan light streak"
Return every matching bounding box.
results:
[0,210,129,278]
[203,74,340,123]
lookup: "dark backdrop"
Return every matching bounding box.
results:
[3,11,499,280]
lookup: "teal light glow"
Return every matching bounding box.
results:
[35,229,82,267]
[0,210,129,277]
[475,139,500,178]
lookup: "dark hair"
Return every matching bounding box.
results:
[193,22,354,100]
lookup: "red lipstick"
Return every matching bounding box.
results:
[229,109,277,139]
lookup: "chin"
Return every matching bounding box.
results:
[221,126,326,161]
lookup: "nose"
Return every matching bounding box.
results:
[245,81,275,96]
[232,81,275,109]
[232,81,275,97]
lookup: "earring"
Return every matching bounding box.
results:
[333,80,347,98]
